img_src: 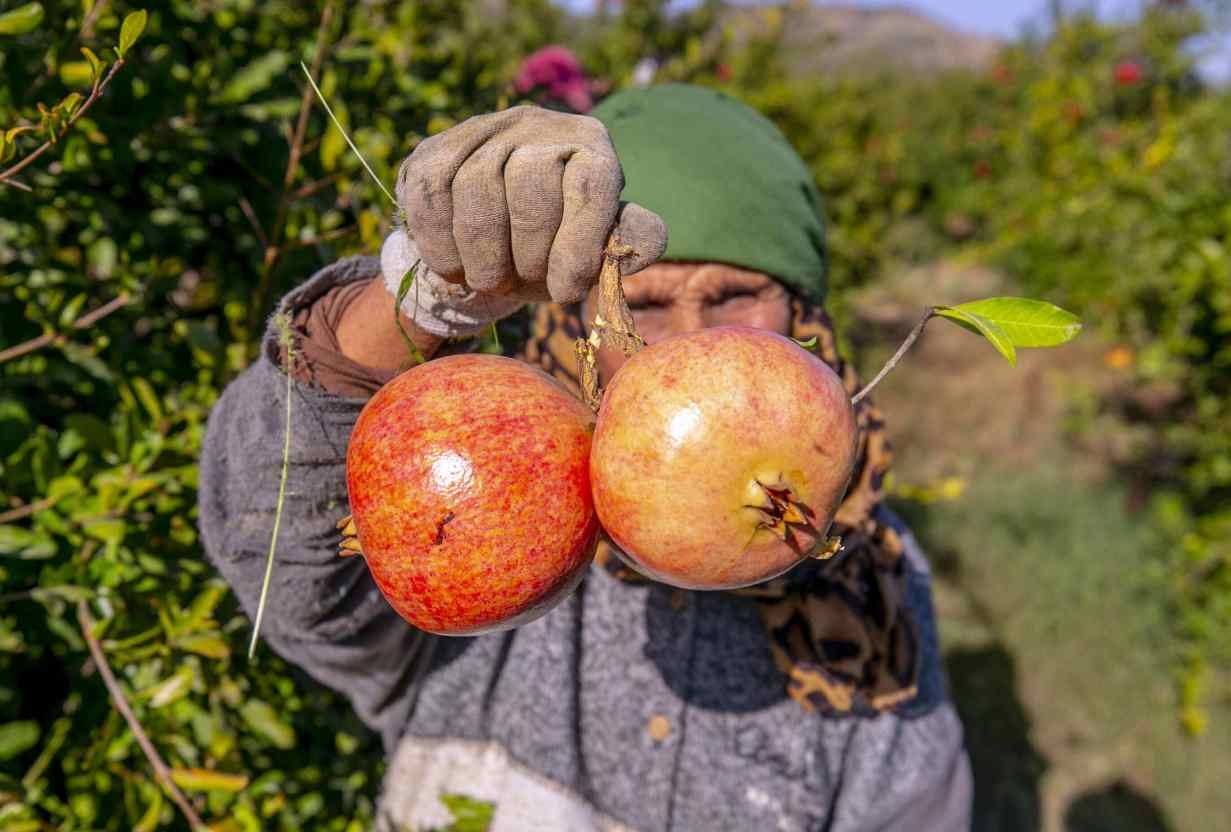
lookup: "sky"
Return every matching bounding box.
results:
[555,1,1231,81]
[555,0,1054,36]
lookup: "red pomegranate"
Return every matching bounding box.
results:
[1115,60,1144,87]
[589,327,859,589]
[344,355,598,635]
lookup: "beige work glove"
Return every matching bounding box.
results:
[383,106,667,338]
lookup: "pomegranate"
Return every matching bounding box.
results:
[343,354,598,635]
[589,326,858,589]
[1114,60,1143,87]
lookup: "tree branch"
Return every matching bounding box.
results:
[80,0,110,39]
[0,59,127,188]
[851,308,935,406]
[0,291,131,365]
[76,601,207,831]
[0,497,55,525]
[247,1,335,338]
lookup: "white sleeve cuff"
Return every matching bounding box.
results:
[380,229,523,339]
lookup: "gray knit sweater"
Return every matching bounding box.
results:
[199,260,972,832]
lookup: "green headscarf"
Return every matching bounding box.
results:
[592,83,827,301]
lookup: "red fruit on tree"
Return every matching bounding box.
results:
[589,327,859,589]
[344,355,598,635]
[1115,60,1143,86]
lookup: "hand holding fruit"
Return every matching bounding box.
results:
[384,106,667,337]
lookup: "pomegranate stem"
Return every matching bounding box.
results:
[851,308,935,406]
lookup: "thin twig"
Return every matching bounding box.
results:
[0,497,55,525]
[287,225,357,250]
[76,601,207,831]
[247,2,335,337]
[80,0,109,39]
[850,308,935,406]
[0,291,131,365]
[248,314,296,659]
[291,173,341,200]
[238,196,269,248]
[0,60,127,188]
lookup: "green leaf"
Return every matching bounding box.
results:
[395,264,426,365]
[80,46,104,85]
[214,51,289,105]
[791,335,818,350]
[934,306,1018,366]
[319,95,349,171]
[0,526,56,559]
[439,793,496,832]
[170,767,249,793]
[174,632,230,660]
[59,92,83,116]
[82,518,125,547]
[240,700,296,750]
[147,666,193,708]
[0,721,40,761]
[950,297,1082,348]
[0,3,44,36]
[117,9,148,58]
[59,62,94,90]
[130,378,164,423]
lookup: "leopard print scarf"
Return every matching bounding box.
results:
[519,299,919,715]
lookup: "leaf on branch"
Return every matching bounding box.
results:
[215,51,290,105]
[59,92,84,118]
[0,721,40,761]
[81,46,105,85]
[5,125,36,143]
[934,305,1018,366]
[170,767,249,793]
[950,297,1082,348]
[117,9,148,59]
[59,62,94,90]
[0,2,44,37]
[240,700,296,749]
[174,632,230,660]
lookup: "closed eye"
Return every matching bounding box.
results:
[716,289,759,305]
[627,297,668,311]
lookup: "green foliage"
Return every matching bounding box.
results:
[933,305,1020,366]
[718,3,1230,728]
[933,297,1084,366]
[0,3,44,37]
[1,1,1226,829]
[0,1,581,828]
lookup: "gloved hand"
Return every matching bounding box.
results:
[383,106,667,338]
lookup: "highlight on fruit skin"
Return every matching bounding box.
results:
[344,354,599,635]
[589,326,859,590]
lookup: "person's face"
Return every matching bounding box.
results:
[583,261,792,383]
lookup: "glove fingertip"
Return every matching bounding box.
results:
[614,202,668,275]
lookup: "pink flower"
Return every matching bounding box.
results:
[515,46,594,113]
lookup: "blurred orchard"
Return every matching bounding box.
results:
[0,1,1228,829]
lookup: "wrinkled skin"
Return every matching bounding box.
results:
[346,355,598,634]
[586,260,793,383]
[590,326,858,590]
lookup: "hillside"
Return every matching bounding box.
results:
[722,2,1003,75]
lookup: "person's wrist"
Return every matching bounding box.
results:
[380,229,523,338]
[334,279,446,373]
